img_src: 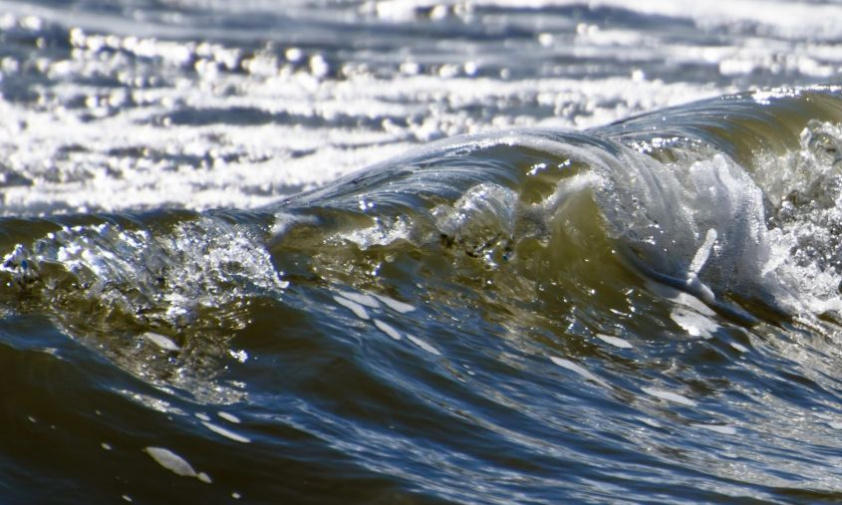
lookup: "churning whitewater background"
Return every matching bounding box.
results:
[4,1,842,504]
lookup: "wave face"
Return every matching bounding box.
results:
[4,86,842,503]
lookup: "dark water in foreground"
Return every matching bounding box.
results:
[5,1,842,504]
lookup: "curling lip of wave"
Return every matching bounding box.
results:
[268,85,842,321]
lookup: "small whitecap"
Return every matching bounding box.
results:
[143,331,180,351]
[101,442,112,451]
[373,319,402,340]
[232,492,242,500]
[550,357,608,387]
[828,422,842,430]
[195,412,211,422]
[596,333,633,349]
[202,421,251,444]
[333,295,370,320]
[407,334,441,356]
[122,495,133,502]
[642,387,698,407]
[694,423,737,435]
[374,294,416,314]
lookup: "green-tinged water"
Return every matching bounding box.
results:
[4,2,842,504]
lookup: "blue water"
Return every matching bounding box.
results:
[3,1,842,504]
